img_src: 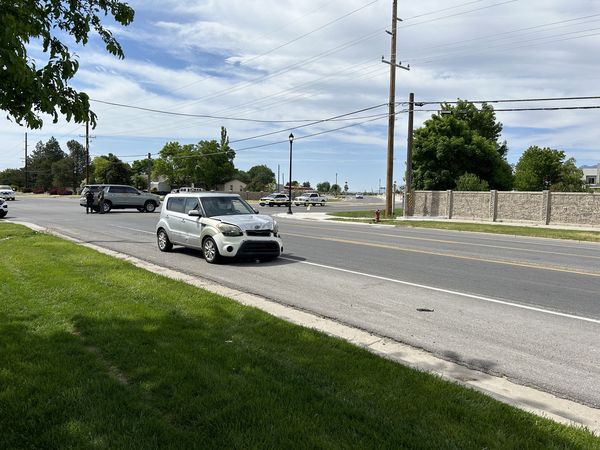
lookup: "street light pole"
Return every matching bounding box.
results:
[287,133,294,214]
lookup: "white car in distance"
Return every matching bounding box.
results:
[0,185,16,201]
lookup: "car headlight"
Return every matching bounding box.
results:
[217,223,243,237]
[272,221,279,234]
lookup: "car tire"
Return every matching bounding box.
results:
[0,211,6,218]
[144,201,156,213]
[202,237,221,264]
[157,229,173,252]
[102,201,112,213]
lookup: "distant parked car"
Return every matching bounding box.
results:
[0,198,7,218]
[355,193,364,199]
[79,184,161,213]
[293,192,327,206]
[259,193,290,207]
[0,185,16,201]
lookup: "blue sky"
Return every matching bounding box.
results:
[2,0,600,191]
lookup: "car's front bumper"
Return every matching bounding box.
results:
[214,234,283,259]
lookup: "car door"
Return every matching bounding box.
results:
[164,196,187,244]
[122,186,142,207]
[180,196,203,248]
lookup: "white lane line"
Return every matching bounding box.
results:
[113,225,155,235]
[281,257,600,325]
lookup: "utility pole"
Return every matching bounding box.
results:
[404,92,414,217]
[24,132,28,189]
[147,152,152,192]
[85,120,90,185]
[382,0,409,217]
[277,164,280,191]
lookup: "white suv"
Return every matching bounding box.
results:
[156,192,283,263]
[0,198,7,218]
[0,185,16,201]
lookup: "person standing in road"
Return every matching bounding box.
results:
[97,187,105,214]
[85,190,94,214]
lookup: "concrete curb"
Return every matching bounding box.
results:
[11,220,600,435]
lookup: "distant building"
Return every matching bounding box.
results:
[581,164,600,187]
[150,176,171,193]
[217,179,247,192]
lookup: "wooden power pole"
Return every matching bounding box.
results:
[382,0,409,217]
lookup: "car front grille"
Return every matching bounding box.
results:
[246,230,272,237]
[237,240,280,256]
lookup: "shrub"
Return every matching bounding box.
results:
[32,187,45,194]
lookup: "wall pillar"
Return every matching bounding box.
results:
[542,190,551,224]
[490,190,498,222]
[447,190,453,219]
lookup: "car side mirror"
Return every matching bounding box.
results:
[253,208,259,214]
[188,210,202,217]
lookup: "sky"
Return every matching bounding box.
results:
[2,0,600,192]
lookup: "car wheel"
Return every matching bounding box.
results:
[0,211,6,218]
[321,201,325,206]
[157,229,173,252]
[203,237,221,264]
[102,201,112,213]
[144,201,156,213]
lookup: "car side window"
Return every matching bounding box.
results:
[184,197,199,213]
[109,186,123,193]
[167,197,186,213]
[123,187,138,194]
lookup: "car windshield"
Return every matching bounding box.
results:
[201,196,255,217]
[0,185,12,190]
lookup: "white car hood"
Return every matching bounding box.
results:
[213,214,274,231]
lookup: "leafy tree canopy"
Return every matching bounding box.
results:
[246,165,275,191]
[153,128,236,190]
[513,146,585,191]
[412,100,512,191]
[29,137,66,189]
[455,172,490,191]
[1,0,134,129]
[316,181,331,193]
[92,153,131,184]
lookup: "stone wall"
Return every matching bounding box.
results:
[412,191,448,217]
[496,191,542,222]
[452,192,490,220]
[411,190,600,227]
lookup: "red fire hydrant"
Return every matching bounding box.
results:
[374,209,381,223]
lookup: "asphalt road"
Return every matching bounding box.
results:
[4,196,600,408]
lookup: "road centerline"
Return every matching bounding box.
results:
[280,257,600,325]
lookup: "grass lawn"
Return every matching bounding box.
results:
[1,223,598,449]
[328,211,600,242]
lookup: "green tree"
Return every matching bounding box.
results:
[316,181,331,193]
[514,146,584,191]
[51,156,74,188]
[66,140,86,187]
[1,1,134,129]
[412,101,513,191]
[302,181,311,189]
[153,142,198,188]
[246,165,275,191]
[455,173,489,191]
[194,128,236,190]
[28,137,66,189]
[131,158,153,176]
[0,168,24,188]
[92,154,131,184]
[330,184,341,195]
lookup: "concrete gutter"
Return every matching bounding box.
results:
[12,221,600,435]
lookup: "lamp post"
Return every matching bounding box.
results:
[287,133,294,214]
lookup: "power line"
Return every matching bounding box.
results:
[417,95,600,105]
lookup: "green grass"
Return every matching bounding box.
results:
[1,223,598,449]
[328,211,600,242]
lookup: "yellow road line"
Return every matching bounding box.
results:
[285,223,600,261]
[284,232,600,277]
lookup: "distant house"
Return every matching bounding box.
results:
[217,179,247,192]
[150,176,171,193]
[581,164,600,187]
